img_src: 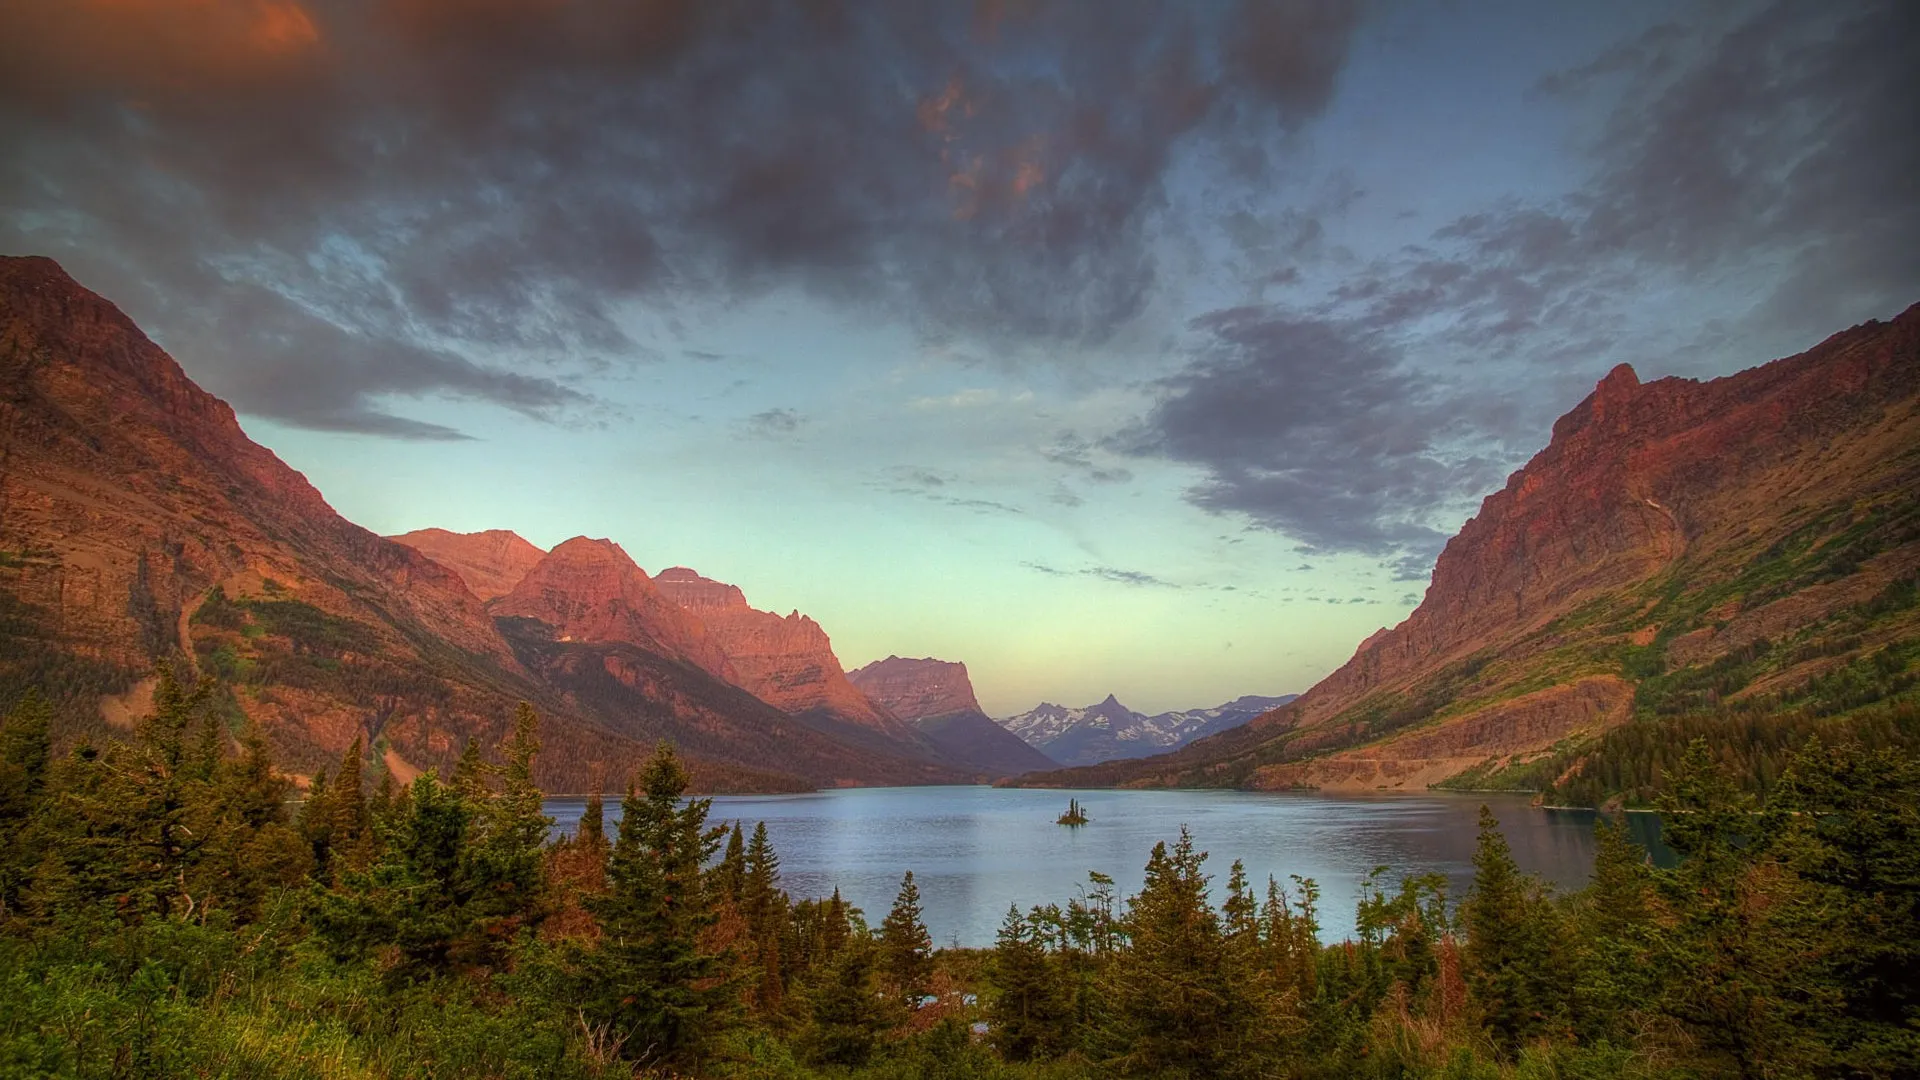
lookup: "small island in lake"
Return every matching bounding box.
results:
[1056,797,1090,827]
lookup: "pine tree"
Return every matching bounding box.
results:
[1571,816,1656,1043]
[1102,827,1246,1077]
[298,765,334,881]
[452,736,488,799]
[465,702,551,947]
[206,719,308,920]
[712,821,745,908]
[799,935,887,1067]
[0,692,53,919]
[576,788,606,853]
[327,737,373,878]
[578,743,741,1069]
[989,904,1065,1061]
[317,769,474,979]
[1764,739,1920,1075]
[741,820,787,1009]
[879,869,933,1007]
[1461,805,1558,1053]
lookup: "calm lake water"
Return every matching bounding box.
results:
[545,786,1665,948]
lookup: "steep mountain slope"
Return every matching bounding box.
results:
[999,693,1296,767]
[0,256,959,792]
[652,567,920,741]
[389,528,545,600]
[0,254,523,775]
[1013,304,1920,792]
[847,655,1057,777]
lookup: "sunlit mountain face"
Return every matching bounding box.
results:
[3,0,1913,715]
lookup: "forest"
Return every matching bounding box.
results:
[1,670,1916,1079]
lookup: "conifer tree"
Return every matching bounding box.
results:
[207,719,308,919]
[111,668,219,919]
[576,788,606,853]
[327,737,374,878]
[741,820,787,1009]
[0,692,52,919]
[461,703,552,956]
[989,904,1065,1061]
[799,935,887,1067]
[578,743,740,1069]
[1102,827,1246,1077]
[1765,739,1920,1075]
[318,769,474,979]
[298,764,334,880]
[1571,816,1655,1043]
[1461,805,1558,1053]
[713,822,745,908]
[879,869,933,1007]
[452,736,488,799]
[1652,741,1827,1075]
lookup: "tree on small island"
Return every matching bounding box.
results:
[1056,797,1089,827]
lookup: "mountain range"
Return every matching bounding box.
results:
[7,254,1912,800]
[0,256,979,792]
[996,694,1298,767]
[1011,302,1920,795]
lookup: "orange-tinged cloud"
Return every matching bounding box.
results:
[917,75,966,135]
[1,0,323,104]
[80,0,319,53]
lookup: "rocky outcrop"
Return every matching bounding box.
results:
[494,542,739,683]
[653,567,910,737]
[389,528,545,600]
[845,655,982,720]
[1012,302,1920,791]
[847,656,1056,777]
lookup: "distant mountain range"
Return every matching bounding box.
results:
[997,693,1298,767]
[1011,301,1920,795]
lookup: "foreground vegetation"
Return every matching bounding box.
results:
[2,671,1917,1079]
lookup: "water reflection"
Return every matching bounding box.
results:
[546,786,1670,948]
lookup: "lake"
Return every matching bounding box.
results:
[545,786,1664,948]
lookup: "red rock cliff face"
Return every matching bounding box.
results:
[493,541,739,683]
[389,529,546,600]
[1286,304,1920,733]
[846,656,983,721]
[0,255,511,677]
[654,567,907,734]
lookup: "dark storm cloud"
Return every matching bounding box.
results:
[1130,0,1919,573]
[0,0,1366,437]
[1123,311,1495,563]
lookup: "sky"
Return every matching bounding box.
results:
[2,0,1916,716]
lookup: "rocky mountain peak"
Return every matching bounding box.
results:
[654,566,750,611]
[389,528,546,600]
[492,538,738,681]
[654,566,905,735]
[846,655,983,721]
